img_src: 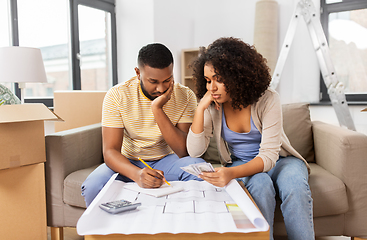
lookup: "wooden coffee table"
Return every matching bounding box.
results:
[85,231,268,240]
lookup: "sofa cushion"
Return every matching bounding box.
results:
[282,103,315,163]
[308,163,348,217]
[63,164,100,208]
[275,163,348,221]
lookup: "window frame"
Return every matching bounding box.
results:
[320,0,367,103]
[69,0,118,91]
[7,0,117,107]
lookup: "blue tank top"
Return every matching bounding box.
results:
[221,109,262,163]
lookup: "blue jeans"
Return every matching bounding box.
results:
[81,154,205,207]
[227,156,314,240]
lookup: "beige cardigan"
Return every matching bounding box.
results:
[187,88,310,173]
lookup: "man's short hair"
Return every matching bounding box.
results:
[138,43,174,69]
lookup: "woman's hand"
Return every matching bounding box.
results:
[198,91,220,111]
[199,167,234,187]
[191,91,219,134]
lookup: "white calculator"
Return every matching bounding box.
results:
[99,199,141,214]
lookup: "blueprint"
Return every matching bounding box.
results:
[77,174,269,235]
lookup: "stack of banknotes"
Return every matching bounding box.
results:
[180,162,215,176]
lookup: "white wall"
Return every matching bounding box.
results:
[116,0,154,82]
[116,0,257,83]
[116,0,318,101]
[115,0,367,134]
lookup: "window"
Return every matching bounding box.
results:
[321,0,367,102]
[4,0,117,107]
[0,0,13,92]
[0,0,10,47]
[69,0,117,91]
[73,2,116,90]
[17,0,71,99]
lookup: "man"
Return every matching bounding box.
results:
[82,43,205,207]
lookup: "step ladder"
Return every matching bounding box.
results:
[271,0,356,131]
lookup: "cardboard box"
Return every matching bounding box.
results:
[0,103,61,170]
[54,90,107,132]
[0,163,47,240]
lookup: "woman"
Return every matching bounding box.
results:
[187,37,314,240]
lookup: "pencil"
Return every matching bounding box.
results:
[138,157,171,186]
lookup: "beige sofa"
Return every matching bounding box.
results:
[45,103,367,239]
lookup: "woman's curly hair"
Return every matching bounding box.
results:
[191,37,271,110]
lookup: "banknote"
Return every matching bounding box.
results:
[181,162,215,176]
[180,165,200,177]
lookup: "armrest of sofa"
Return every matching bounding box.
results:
[45,123,103,178]
[45,123,103,226]
[312,121,367,237]
[312,121,367,184]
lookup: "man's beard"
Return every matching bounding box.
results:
[140,81,156,101]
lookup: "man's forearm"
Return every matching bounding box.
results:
[103,149,141,182]
[152,107,188,157]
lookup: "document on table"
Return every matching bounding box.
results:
[123,182,184,197]
[77,174,269,235]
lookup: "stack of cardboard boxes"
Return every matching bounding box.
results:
[0,104,60,239]
[53,90,106,132]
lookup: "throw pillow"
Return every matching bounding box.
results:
[282,103,315,163]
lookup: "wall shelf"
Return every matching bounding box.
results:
[181,48,199,92]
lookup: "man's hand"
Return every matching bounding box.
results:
[199,167,234,187]
[149,80,189,157]
[136,168,166,188]
[151,80,174,110]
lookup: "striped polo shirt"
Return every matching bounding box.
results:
[102,77,197,161]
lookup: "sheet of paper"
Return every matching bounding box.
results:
[135,192,168,206]
[77,174,269,236]
[167,189,204,199]
[204,189,233,202]
[164,201,194,213]
[195,200,228,213]
[123,181,184,197]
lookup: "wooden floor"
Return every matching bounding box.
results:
[47,228,353,240]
